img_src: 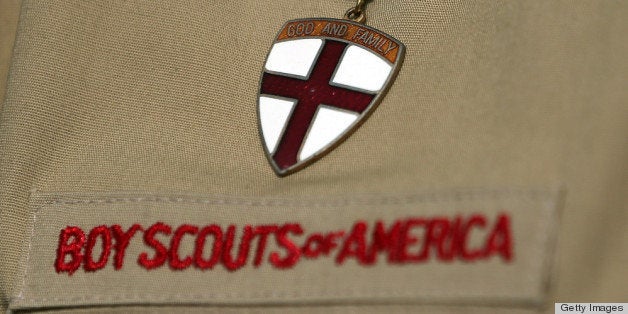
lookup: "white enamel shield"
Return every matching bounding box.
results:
[258,18,405,176]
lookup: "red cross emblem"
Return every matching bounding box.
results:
[258,18,405,176]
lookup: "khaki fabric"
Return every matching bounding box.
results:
[0,0,21,112]
[1,0,627,313]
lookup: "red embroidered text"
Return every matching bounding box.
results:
[55,213,513,275]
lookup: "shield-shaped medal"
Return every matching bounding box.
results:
[258,18,405,176]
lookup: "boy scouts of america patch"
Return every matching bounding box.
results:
[258,18,405,176]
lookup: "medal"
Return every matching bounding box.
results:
[258,0,405,176]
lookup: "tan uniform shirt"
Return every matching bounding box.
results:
[1,1,627,313]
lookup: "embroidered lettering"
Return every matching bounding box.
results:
[222,225,254,271]
[54,213,514,274]
[55,226,86,275]
[110,224,141,270]
[169,224,198,270]
[194,224,223,270]
[83,225,112,272]
[253,225,279,267]
[138,222,171,270]
[269,223,303,269]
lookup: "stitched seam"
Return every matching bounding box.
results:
[37,189,555,207]
[15,206,37,301]
[14,290,536,304]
